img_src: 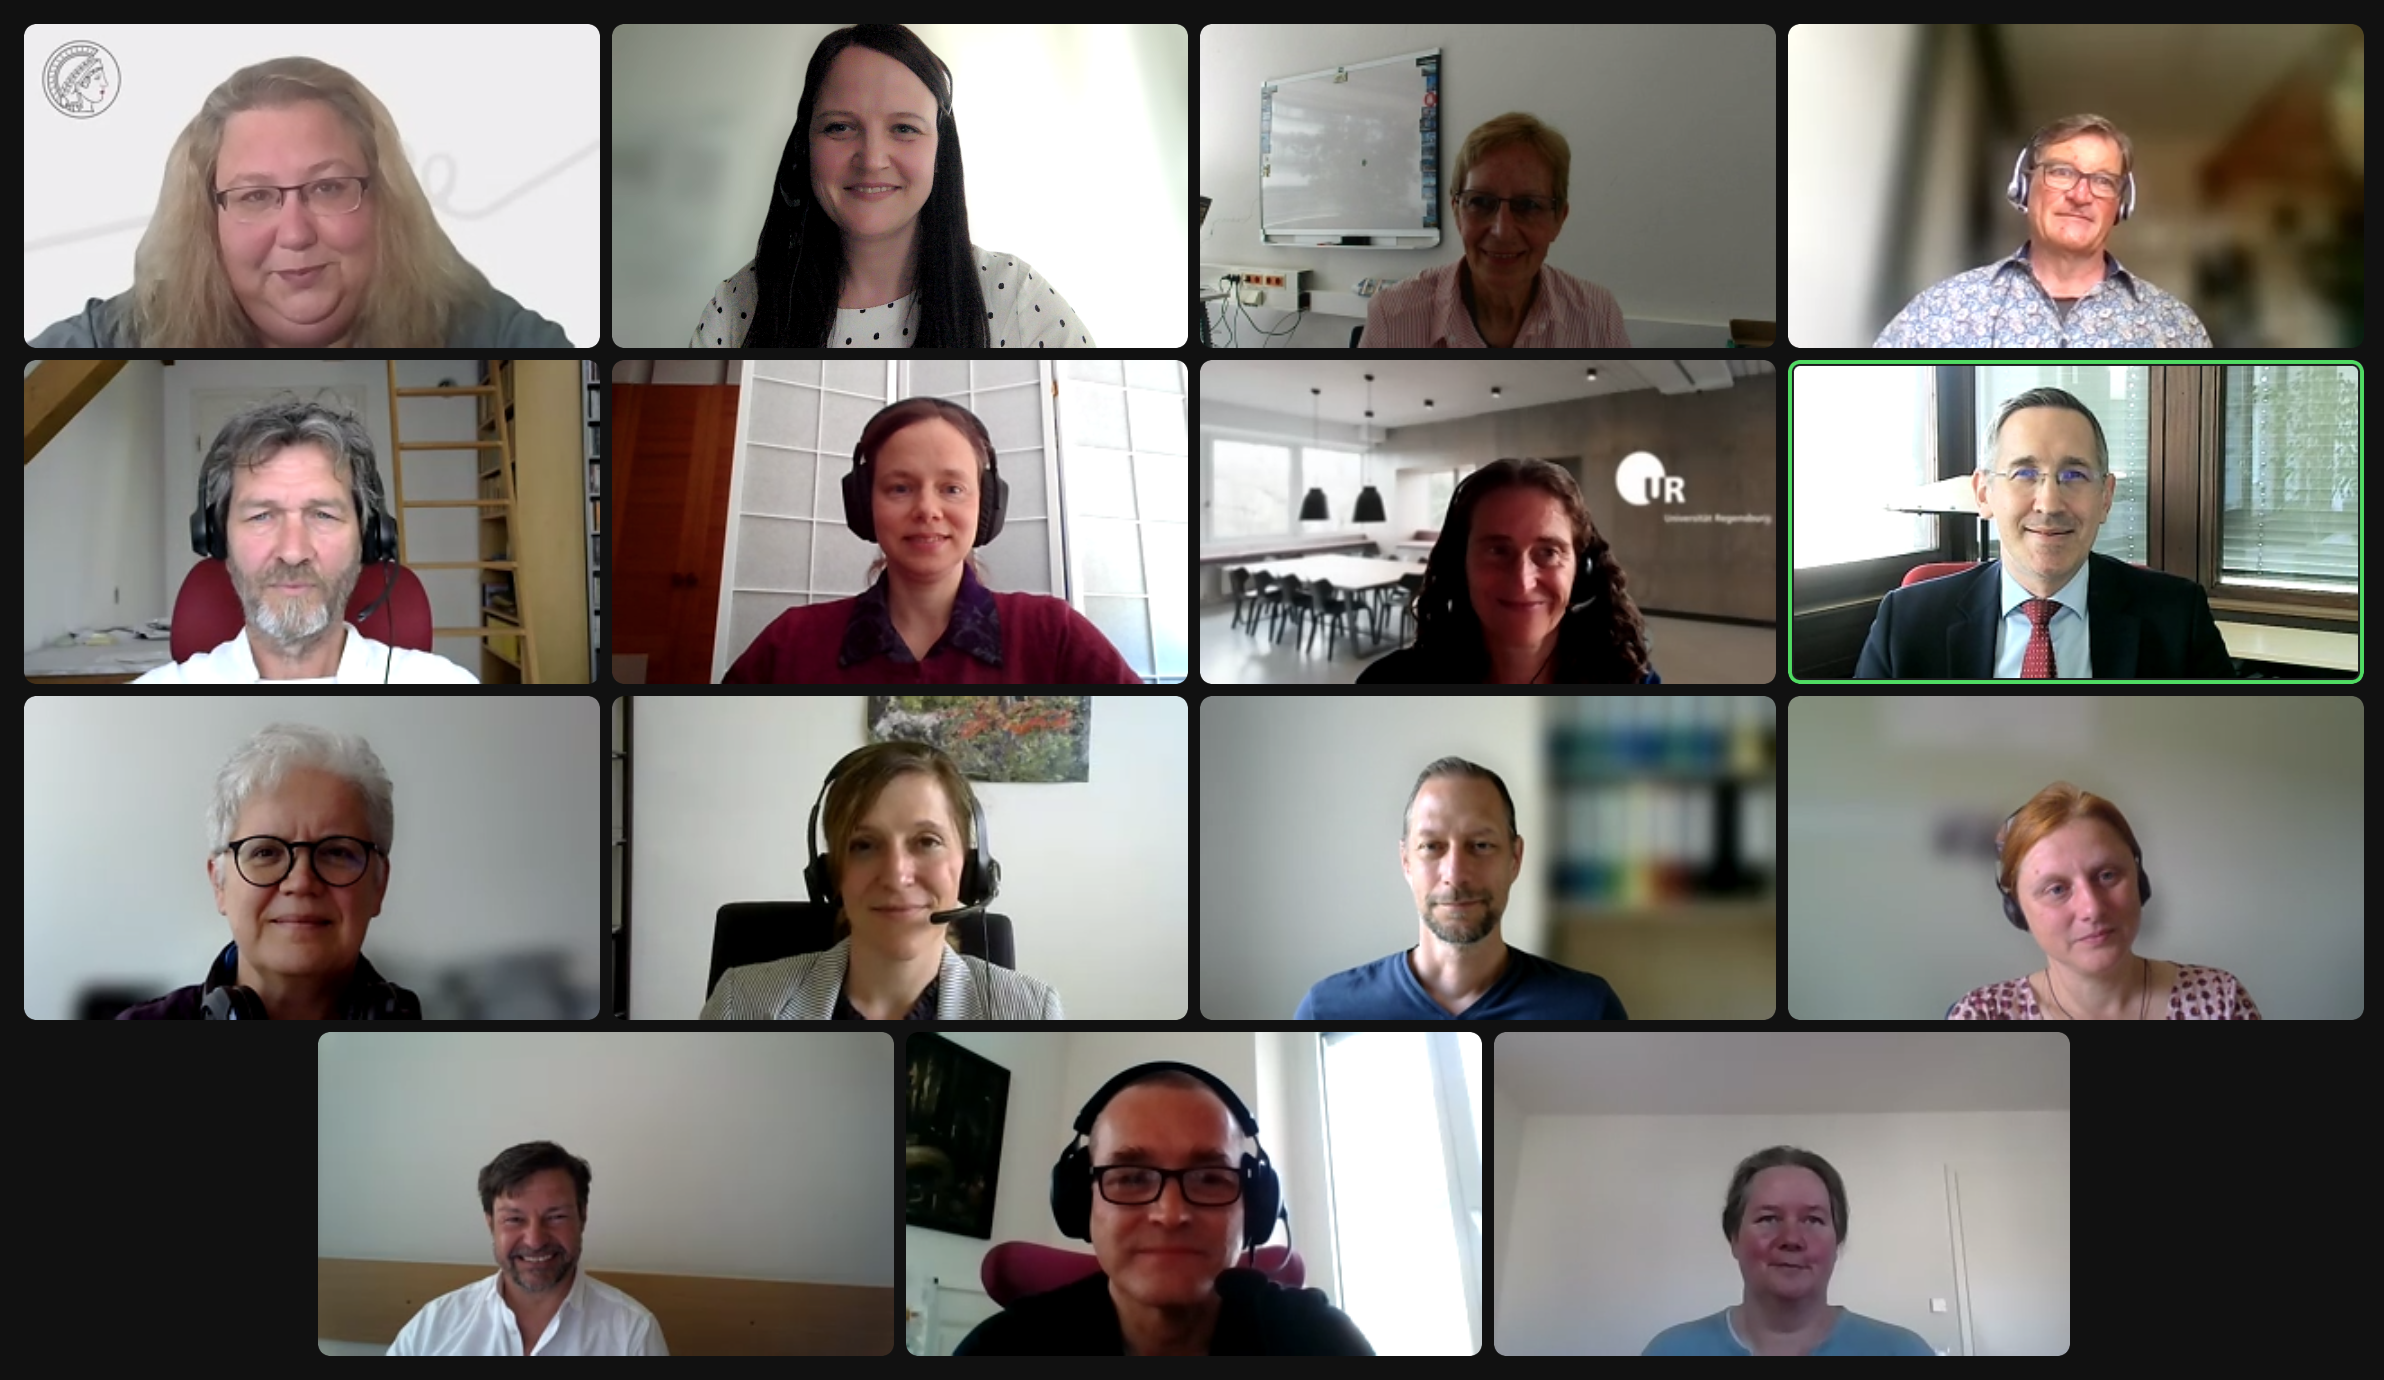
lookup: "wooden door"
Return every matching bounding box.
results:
[612,383,738,684]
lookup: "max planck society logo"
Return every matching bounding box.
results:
[45,41,121,119]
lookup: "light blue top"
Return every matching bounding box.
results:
[1992,558,2091,678]
[1642,1307,1936,1356]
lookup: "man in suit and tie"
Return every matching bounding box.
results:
[1856,386,2234,679]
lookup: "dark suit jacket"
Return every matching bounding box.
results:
[1854,554,2235,679]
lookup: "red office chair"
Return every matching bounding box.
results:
[169,559,434,662]
[981,1242,1305,1306]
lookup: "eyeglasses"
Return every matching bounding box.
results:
[2035,163,2123,201]
[1988,466,2101,495]
[1456,193,1560,226]
[1091,1164,1244,1207]
[212,176,372,223]
[222,835,380,887]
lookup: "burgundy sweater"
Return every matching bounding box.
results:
[722,569,1141,685]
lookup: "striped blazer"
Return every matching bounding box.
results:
[699,937,1063,1021]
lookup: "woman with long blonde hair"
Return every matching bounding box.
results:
[31,57,569,348]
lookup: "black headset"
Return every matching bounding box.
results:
[1993,808,2152,931]
[197,941,421,1020]
[1050,1062,1283,1252]
[2006,146,2135,222]
[802,743,1000,916]
[840,401,1008,547]
[189,443,399,565]
[1416,464,1604,629]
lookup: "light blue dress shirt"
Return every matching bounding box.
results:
[1992,559,2091,679]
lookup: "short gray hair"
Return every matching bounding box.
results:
[1722,1146,1849,1246]
[1401,756,1518,841]
[1981,386,2110,477]
[2026,112,2133,182]
[197,398,388,535]
[206,723,395,855]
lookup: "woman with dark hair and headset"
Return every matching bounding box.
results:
[700,742,1062,1020]
[691,24,1091,349]
[1949,781,2260,1019]
[956,1062,1373,1355]
[1357,458,1658,685]
[721,396,1140,684]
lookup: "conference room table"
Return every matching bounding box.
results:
[1240,555,1425,658]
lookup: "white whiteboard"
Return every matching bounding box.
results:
[1261,48,1441,248]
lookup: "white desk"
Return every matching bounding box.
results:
[2215,621,2357,674]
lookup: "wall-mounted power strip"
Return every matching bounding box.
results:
[1207,264,1307,308]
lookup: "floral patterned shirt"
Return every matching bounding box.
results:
[1947,963,2261,1020]
[1875,243,2213,348]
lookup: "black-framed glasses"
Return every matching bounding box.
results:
[212,176,372,223]
[2035,163,2122,201]
[222,835,380,887]
[1455,192,1560,226]
[1092,1164,1243,1207]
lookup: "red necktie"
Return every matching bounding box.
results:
[2021,598,2060,678]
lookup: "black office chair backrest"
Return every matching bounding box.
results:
[1349,325,1363,347]
[707,903,1015,997]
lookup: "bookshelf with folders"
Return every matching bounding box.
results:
[1544,696,1776,1019]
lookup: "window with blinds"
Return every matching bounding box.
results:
[2220,365,2359,594]
[1974,364,2148,566]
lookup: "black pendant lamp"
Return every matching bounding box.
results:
[1352,372,1386,522]
[1299,387,1328,520]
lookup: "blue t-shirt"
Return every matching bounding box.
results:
[1294,947,1626,1020]
[1642,1308,1936,1356]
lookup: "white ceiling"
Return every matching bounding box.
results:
[1496,1033,2070,1116]
[1996,24,2331,143]
[1200,360,1772,431]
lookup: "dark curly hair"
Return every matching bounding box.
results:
[1406,459,1650,683]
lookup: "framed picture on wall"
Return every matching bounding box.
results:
[868,696,1091,782]
[906,1033,1011,1239]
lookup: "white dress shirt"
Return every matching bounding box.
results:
[387,1269,668,1356]
[1992,559,2091,679]
[131,628,477,684]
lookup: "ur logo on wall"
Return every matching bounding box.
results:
[1615,451,1684,507]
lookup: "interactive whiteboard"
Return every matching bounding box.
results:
[1261,47,1441,249]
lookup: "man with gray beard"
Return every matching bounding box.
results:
[134,398,475,683]
[1295,756,1628,1019]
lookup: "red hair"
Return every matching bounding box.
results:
[1994,781,2143,897]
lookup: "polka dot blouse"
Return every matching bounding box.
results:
[691,245,1093,349]
[1945,963,2262,1020]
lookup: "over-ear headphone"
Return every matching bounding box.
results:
[841,400,1008,548]
[1420,464,1600,622]
[2006,146,2135,223]
[198,941,420,1019]
[190,443,399,564]
[802,744,999,914]
[1050,1062,1284,1252]
[1993,809,2152,930]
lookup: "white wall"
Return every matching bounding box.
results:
[157,358,489,670]
[1499,1108,2067,1355]
[22,697,599,1019]
[1787,25,1922,346]
[1200,25,1777,346]
[903,1031,1272,1351]
[1788,697,2365,1020]
[23,361,164,647]
[1490,1074,1523,1296]
[23,24,597,344]
[1199,696,1549,1018]
[318,1032,891,1284]
[628,695,1188,1020]
[611,24,1187,348]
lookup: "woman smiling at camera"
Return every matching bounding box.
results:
[693,24,1089,349]
[1643,1148,1934,1356]
[1949,781,2261,1020]
[701,742,1062,1021]
[1360,112,1628,349]
[721,397,1139,685]
[1358,459,1657,685]
[30,57,568,348]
